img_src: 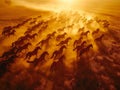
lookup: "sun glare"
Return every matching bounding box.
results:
[60,0,74,4]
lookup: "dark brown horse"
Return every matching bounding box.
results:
[17,42,32,53]
[27,51,49,66]
[2,26,12,36]
[81,31,90,37]
[37,36,51,47]
[47,31,56,38]
[57,37,72,46]
[56,32,67,41]
[95,34,104,41]
[50,55,65,73]
[0,47,17,58]
[51,45,66,59]
[92,28,100,35]
[7,29,16,36]
[79,44,93,56]
[73,37,83,48]
[73,41,87,59]
[25,46,41,59]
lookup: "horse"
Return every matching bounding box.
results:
[2,26,12,36]
[78,27,84,33]
[0,55,17,77]
[37,36,51,47]
[73,41,87,59]
[95,34,104,41]
[56,32,67,41]
[79,44,93,56]
[12,38,25,48]
[50,55,65,73]
[73,41,87,52]
[0,48,17,58]
[47,31,56,38]
[92,28,100,35]
[27,51,49,66]
[81,30,90,37]
[73,37,83,48]
[17,42,32,53]
[7,29,16,36]
[57,37,72,46]
[25,46,41,59]
[29,33,38,40]
[51,45,66,59]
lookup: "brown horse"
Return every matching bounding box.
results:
[2,26,13,36]
[37,36,51,47]
[17,42,32,53]
[73,37,83,48]
[51,45,66,59]
[73,41,87,59]
[0,47,17,58]
[81,30,90,37]
[73,41,87,52]
[79,44,93,56]
[47,31,56,38]
[56,32,67,41]
[95,34,104,41]
[7,29,16,36]
[28,33,38,40]
[50,55,65,73]
[27,51,49,66]
[57,37,72,46]
[25,46,41,59]
[92,28,100,35]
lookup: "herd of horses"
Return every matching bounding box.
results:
[0,13,120,90]
[0,14,106,76]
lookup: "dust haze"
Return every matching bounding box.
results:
[0,0,120,90]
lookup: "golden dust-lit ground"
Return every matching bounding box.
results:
[0,7,120,90]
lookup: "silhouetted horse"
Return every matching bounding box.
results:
[50,55,65,73]
[73,37,83,48]
[78,27,84,33]
[0,55,17,76]
[7,29,16,36]
[0,47,18,59]
[27,51,49,66]
[28,33,38,40]
[79,44,93,56]
[81,30,90,37]
[47,31,56,38]
[57,37,72,46]
[17,42,32,53]
[12,38,25,48]
[37,36,51,47]
[51,45,66,59]
[73,41,87,59]
[73,41,87,52]
[56,32,67,41]
[95,34,104,41]
[92,28,100,35]
[25,46,41,59]
[2,26,12,36]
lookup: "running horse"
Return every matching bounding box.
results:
[37,36,52,47]
[50,55,65,73]
[51,45,66,60]
[57,37,72,46]
[47,31,56,38]
[17,42,32,53]
[79,44,93,56]
[27,51,49,66]
[73,37,83,48]
[25,46,41,59]
[56,32,67,41]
